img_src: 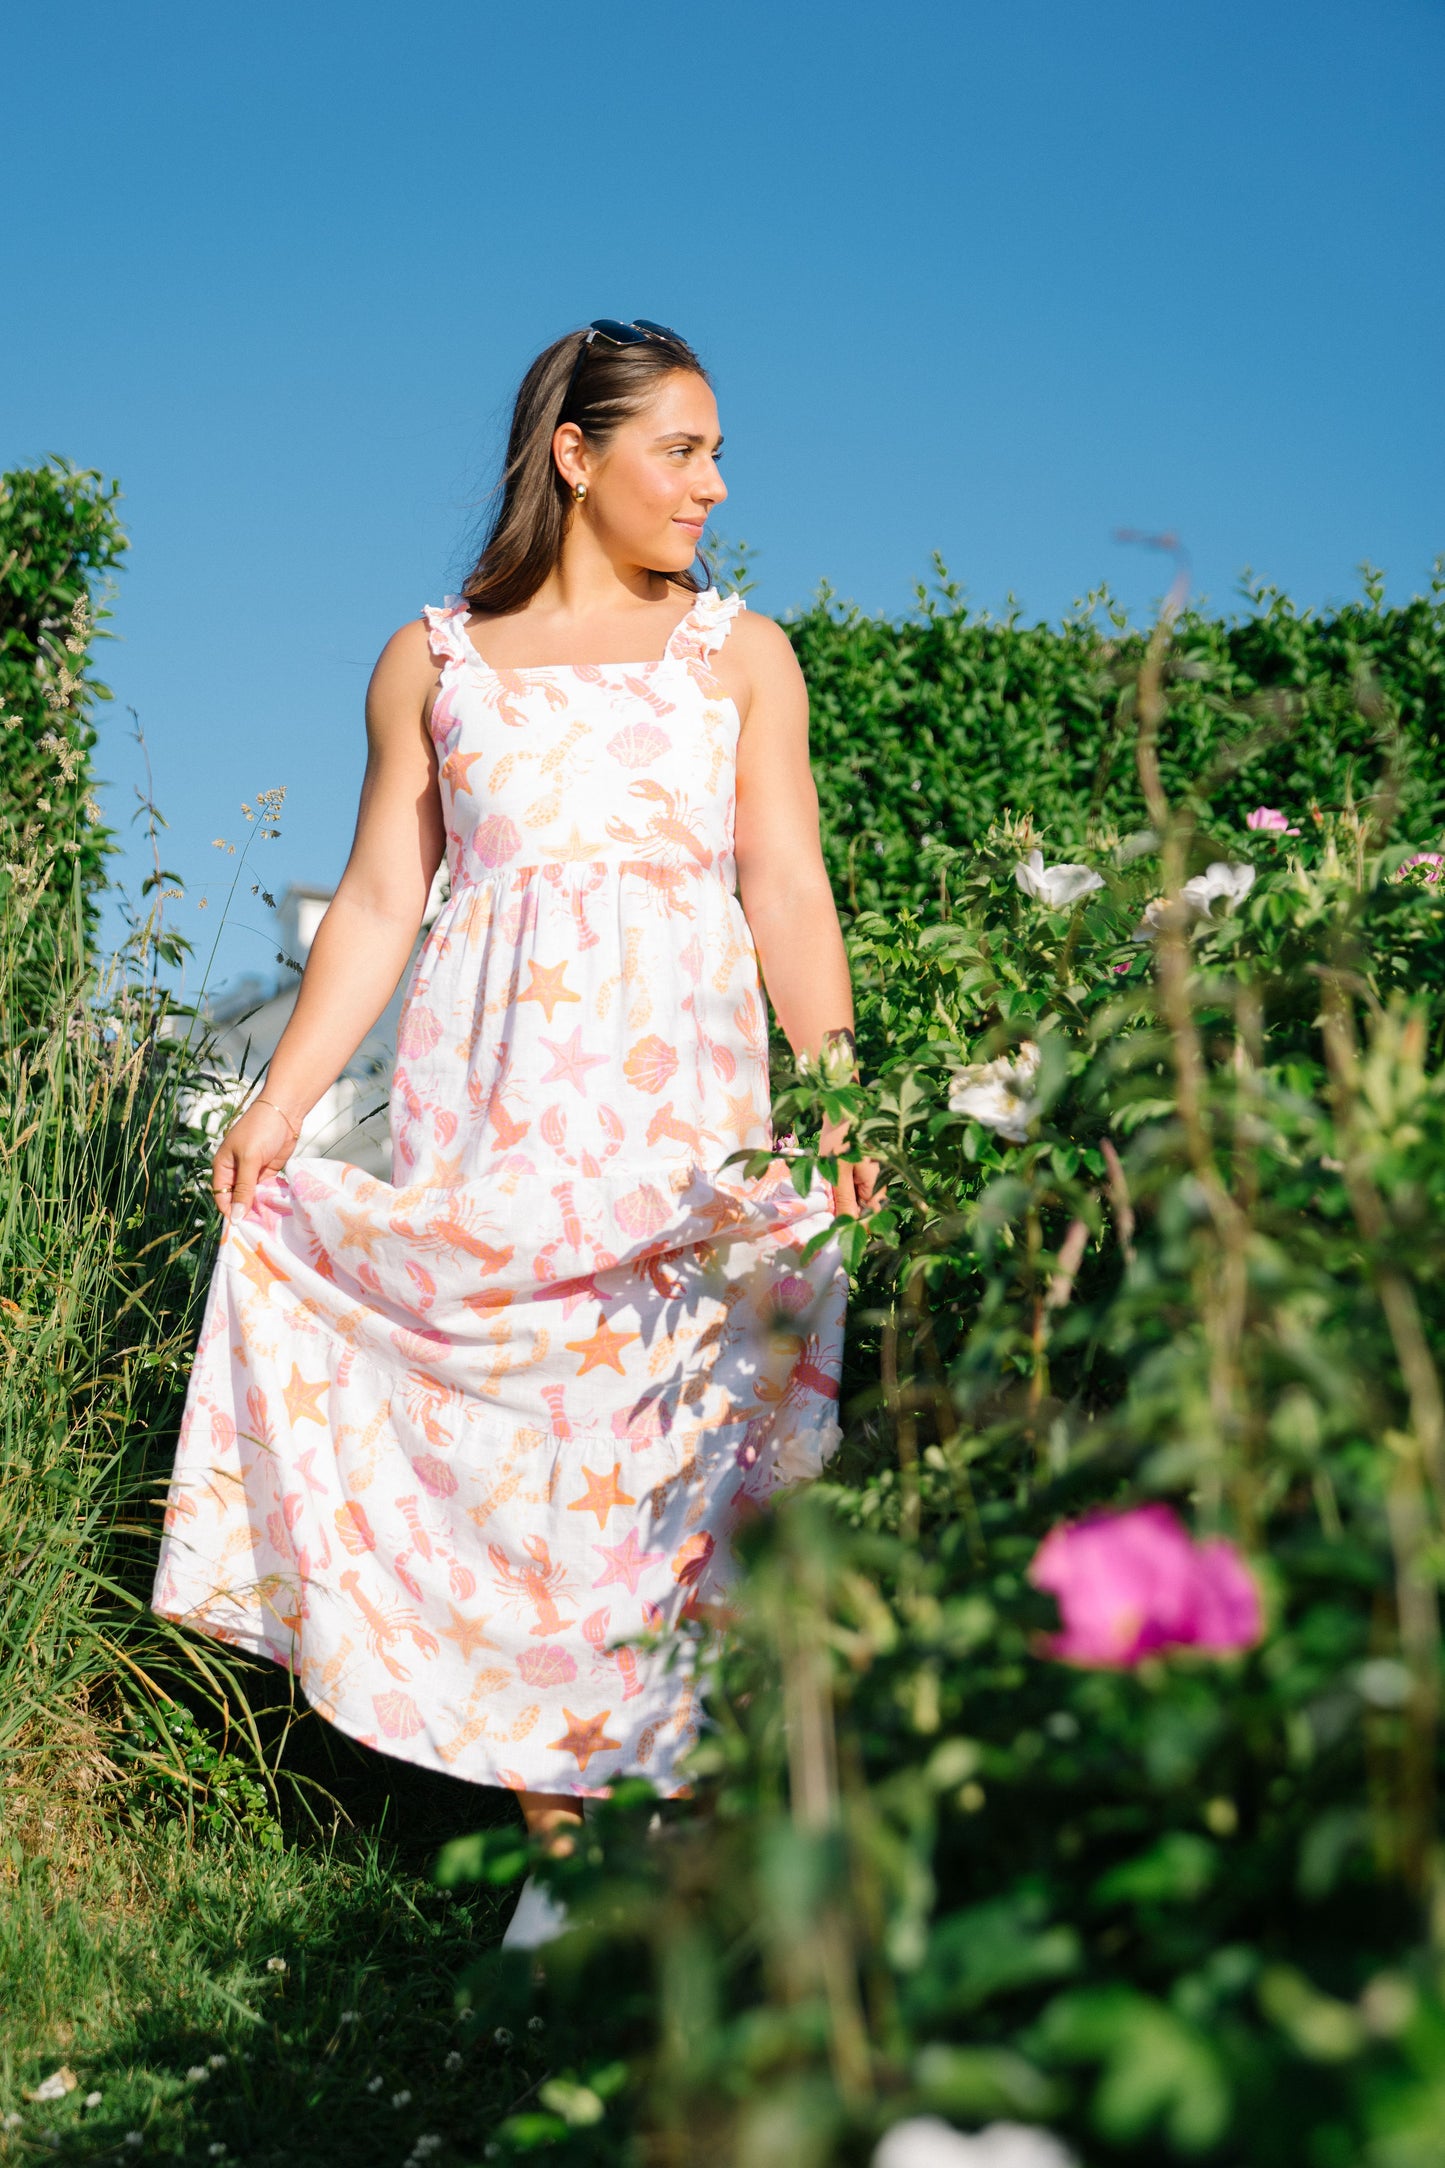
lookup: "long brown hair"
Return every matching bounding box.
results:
[461,326,713,619]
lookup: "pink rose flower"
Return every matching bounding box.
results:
[1028,1502,1262,1668]
[1247,807,1300,835]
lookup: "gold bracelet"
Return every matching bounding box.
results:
[255,1096,301,1143]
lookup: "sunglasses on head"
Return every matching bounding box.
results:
[560,318,688,412]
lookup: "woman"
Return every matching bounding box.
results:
[153,318,879,1939]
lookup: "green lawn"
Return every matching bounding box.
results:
[1,1729,537,2167]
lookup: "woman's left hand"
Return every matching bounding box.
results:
[820,1117,886,1218]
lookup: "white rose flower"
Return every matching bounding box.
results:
[1133,862,1255,941]
[1014,851,1104,908]
[873,2118,1079,2168]
[947,1042,1042,1144]
[1180,861,1255,916]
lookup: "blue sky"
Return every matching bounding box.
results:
[4,0,1441,995]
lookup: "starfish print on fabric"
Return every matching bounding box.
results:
[334,1206,386,1260]
[537,1026,608,1096]
[438,1604,502,1659]
[237,1243,290,1300]
[148,587,851,1809]
[592,1528,665,1597]
[552,824,605,862]
[566,1463,637,1529]
[427,1148,467,1189]
[441,748,488,796]
[548,1706,622,1773]
[565,1315,640,1377]
[281,1366,330,1425]
[517,959,582,1024]
[720,1087,763,1139]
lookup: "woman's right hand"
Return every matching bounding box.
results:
[211,1101,301,1221]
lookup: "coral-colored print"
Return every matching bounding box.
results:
[151,589,847,1801]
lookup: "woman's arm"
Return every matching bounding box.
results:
[212,619,445,1220]
[723,614,882,1216]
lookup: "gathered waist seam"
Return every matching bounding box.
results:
[448,856,738,895]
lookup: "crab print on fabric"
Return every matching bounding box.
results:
[151,589,848,1797]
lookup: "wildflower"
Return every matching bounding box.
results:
[366,2076,384,2093]
[124,2137,143,2151]
[493,2026,514,2048]
[339,2009,361,2025]
[209,2147,227,2160]
[874,2118,1079,2167]
[186,2065,209,2083]
[1133,862,1256,940]
[265,1956,287,1974]
[206,2053,228,2070]
[391,2090,412,2108]
[1028,1502,1262,1668]
[444,2050,463,2073]
[407,2140,443,2163]
[1393,851,1444,885]
[85,2091,103,2108]
[2,2112,22,2131]
[946,1042,1042,1144]
[1014,850,1104,908]
[1246,806,1300,835]
[527,2015,544,2033]
[1180,861,1256,916]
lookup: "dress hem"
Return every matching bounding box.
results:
[150,1604,696,1802]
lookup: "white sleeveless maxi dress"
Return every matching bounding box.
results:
[152,589,848,1796]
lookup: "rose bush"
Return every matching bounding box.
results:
[440,571,1445,2167]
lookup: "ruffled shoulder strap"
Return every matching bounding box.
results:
[421,597,476,672]
[665,587,747,668]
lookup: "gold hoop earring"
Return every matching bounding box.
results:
[573,483,587,503]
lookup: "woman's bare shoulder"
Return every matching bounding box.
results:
[717,606,805,707]
[368,616,446,699]
[363,617,448,745]
[376,616,443,675]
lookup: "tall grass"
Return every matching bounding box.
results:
[0,836,259,1792]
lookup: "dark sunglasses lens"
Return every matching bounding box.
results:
[587,318,647,344]
[633,319,684,345]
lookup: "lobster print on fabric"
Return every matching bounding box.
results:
[152,589,848,1796]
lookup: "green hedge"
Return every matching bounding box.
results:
[447,572,1445,2168]
[788,565,1445,920]
[0,458,127,1011]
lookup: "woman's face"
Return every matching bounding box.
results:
[564,370,727,573]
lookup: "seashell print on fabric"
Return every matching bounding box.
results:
[398,1004,443,1059]
[412,1454,458,1497]
[607,721,670,769]
[151,587,848,1805]
[769,1273,816,1317]
[517,1645,578,1687]
[335,1500,376,1554]
[373,1690,426,1738]
[614,1183,671,1237]
[474,813,522,867]
[623,1034,679,1095]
